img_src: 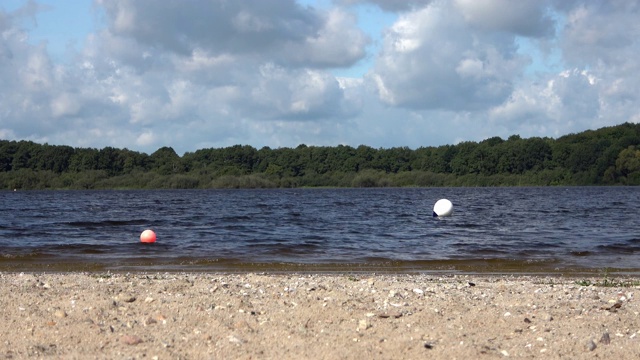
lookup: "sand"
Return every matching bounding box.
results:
[1,272,639,359]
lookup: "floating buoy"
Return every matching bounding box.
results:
[433,199,453,217]
[140,229,156,243]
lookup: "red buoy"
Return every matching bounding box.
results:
[140,229,156,243]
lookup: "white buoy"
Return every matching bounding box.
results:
[433,199,453,217]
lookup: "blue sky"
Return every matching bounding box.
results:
[1,0,639,155]
[3,0,97,60]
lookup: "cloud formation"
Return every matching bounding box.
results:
[1,0,640,154]
[370,1,527,111]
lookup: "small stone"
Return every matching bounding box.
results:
[234,320,254,332]
[524,318,531,323]
[600,332,610,345]
[413,289,424,295]
[587,340,597,351]
[377,312,402,319]
[155,314,167,324]
[160,340,172,348]
[54,310,67,318]
[144,297,154,303]
[358,319,371,331]
[228,334,245,344]
[121,335,143,345]
[116,293,136,303]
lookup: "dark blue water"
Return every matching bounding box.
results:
[0,187,638,274]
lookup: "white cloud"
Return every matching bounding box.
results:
[454,0,555,38]
[247,63,351,120]
[339,0,434,12]
[135,131,154,147]
[50,92,81,118]
[370,2,526,111]
[96,0,368,68]
[1,0,640,155]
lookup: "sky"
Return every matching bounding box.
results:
[1,0,639,155]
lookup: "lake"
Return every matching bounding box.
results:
[0,187,638,274]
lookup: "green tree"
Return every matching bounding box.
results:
[615,146,640,183]
[35,145,75,173]
[0,141,17,171]
[450,142,478,175]
[96,147,126,175]
[150,146,182,175]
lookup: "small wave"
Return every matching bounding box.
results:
[219,215,252,222]
[570,251,592,256]
[0,251,50,260]
[453,223,484,229]
[65,219,149,227]
[597,242,640,254]
[257,243,320,255]
[302,235,327,242]
[332,201,355,207]
[467,248,511,255]
[49,244,109,254]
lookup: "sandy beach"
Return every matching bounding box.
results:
[1,272,638,359]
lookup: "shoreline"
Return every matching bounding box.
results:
[3,257,640,276]
[1,272,639,359]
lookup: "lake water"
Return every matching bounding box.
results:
[0,187,638,274]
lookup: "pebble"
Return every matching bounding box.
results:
[228,334,245,344]
[358,319,371,331]
[587,340,597,351]
[121,335,143,345]
[121,295,137,303]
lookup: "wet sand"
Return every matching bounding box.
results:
[1,272,639,359]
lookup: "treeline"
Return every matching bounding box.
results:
[1,123,640,190]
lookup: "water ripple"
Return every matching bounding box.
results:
[0,187,639,272]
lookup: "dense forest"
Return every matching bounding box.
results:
[1,123,640,190]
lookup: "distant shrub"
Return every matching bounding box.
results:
[210,175,277,188]
[351,169,391,187]
[167,174,200,189]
